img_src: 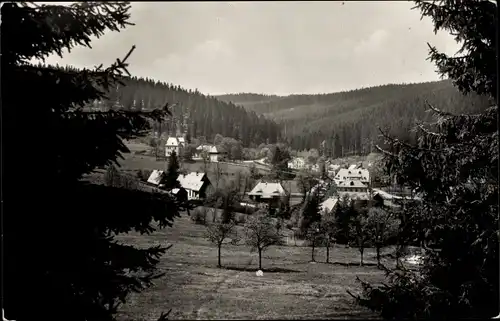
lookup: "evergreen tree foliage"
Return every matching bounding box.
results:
[300,192,322,233]
[85,73,282,148]
[333,195,357,244]
[104,165,122,187]
[2,3,182,320]
[350,0,499,319]
[163,151,180,190]
[270,145,292,180]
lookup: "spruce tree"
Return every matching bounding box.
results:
[2,3,180,321]
[350,0,498,319]
[300,192,322,233]
[270,145,291,180]
[163,150,181,190]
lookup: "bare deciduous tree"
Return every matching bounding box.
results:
[305,221,324,262]
[349,213,371,266]
[320,211,338,263]
[244,213,283,270]
[206,220,239,268]
[366,207,399,267]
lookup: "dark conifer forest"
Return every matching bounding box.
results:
[217,80,491,155]
[48,64,282,147]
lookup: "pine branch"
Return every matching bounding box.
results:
[73,182,181,235]
[2,2,134,65]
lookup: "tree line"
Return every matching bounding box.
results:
[219,80,492,156]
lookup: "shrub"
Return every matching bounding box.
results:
[234,214,247,225]
[191,207,208,225]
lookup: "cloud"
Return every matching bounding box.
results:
[354,29,389,56]
[40,1,460,95]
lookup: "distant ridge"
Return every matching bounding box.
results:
[216,80,490,154]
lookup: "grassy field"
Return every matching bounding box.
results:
[115,214,391,320]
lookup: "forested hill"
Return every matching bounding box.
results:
[50,65,281,147]
[215,93,283,109]
[216,80,491,155]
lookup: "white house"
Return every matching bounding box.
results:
[287,157,306,170]
[248,181,287,206]
[165,136,185,157]
[195,144,224,162]
[337,180,369,193]
[177,172,211,200]
[334,168,370,185]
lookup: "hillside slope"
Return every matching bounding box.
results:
[48,64,281,147]
[216,80,491,155]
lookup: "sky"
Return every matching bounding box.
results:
[42,1,461,96]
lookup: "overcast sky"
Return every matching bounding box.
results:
[43,1,460,96]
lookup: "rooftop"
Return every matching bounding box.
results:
[178,172,209,192]
[248,181,287,198]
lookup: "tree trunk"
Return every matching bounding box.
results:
[311,243,315,262]
[326,243,330,263]
[360,248,364,266]
[218,244,222,268]
[258,248,262,270]
[396,244,405,268]
[376,245,381,267]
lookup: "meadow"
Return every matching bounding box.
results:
[115,213,393,320]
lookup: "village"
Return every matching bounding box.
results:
[138,131,417,227]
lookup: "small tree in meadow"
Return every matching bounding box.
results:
[349,212,371,266]
[365,207,399,267]
[320,211,338,263]
[305,221,324,262]
[244,213,283,270]
[206,220,239,268]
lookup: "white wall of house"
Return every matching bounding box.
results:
[165,146,180,157]
[186,189,200,200]
[210,154,219,163]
